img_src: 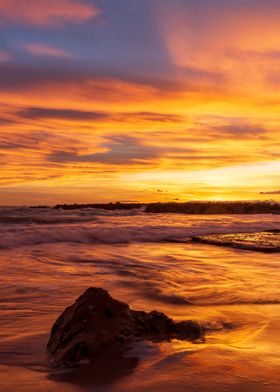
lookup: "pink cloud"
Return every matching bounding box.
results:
[24,43,73,59]
[0,50,12,62]
[0,0,99,26]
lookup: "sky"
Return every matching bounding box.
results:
[0,0,280,205]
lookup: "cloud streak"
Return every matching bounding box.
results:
[14,106,185,124]
[16,107,108,121]
[260,190,280,195]
[0,0,99,26]
[23,43,73,59]
[47,135,193,166]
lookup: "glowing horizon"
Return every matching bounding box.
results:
[0,0,280,205]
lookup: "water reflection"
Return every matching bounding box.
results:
[0,241,279,391]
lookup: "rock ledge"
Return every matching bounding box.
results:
[47,287,204,367]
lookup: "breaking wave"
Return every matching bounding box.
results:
[0,224,279,250]
[0,207,279,249]
[0,207,142,225]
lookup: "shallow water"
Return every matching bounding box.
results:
[0,209,279,391]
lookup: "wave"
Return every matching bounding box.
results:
[0,225,191,249]
[0,207,279,249]
[0,216,99,225]
[0,207,143,225]
[195,299,280,306]
[0,222,279,249]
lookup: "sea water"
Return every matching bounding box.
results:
[0,207,279,391]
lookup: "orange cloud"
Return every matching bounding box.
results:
[159,1,280,96]
[0,63,279,203]
[0,0,99,26]
[23,43,73,58]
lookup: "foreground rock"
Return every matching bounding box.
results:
[47,287,204,367]
[193,230,280,252]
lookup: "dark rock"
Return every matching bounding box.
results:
[53,201,280,214]
[47,287,204,367]
[193,231,280,252]
[174,320,204,339]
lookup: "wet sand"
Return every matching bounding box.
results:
[0,241,279,391]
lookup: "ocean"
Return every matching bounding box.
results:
[0,207,279,391]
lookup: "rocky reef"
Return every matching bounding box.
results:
[193,230,280,252]
[54,201,280,214]
[47,287,204,367]
[145,201,280,214]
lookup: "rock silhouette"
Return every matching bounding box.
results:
[54,201,280,214]
[47,287,204,367]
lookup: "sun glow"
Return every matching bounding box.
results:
[0,1,280,204]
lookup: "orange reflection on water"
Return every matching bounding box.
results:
[0,240,279,391]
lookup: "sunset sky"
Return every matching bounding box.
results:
[0,0,280,205]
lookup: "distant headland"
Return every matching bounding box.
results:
[52,201,280,214]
